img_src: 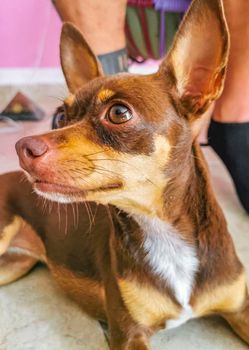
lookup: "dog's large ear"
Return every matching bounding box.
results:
[60,23,103,93]
[159,0,229,117]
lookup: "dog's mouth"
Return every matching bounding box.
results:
[34,179,122,197]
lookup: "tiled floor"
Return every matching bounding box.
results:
[0,85,249,350]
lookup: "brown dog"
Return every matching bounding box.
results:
[1,0,249,348]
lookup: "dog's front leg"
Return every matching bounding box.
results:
[109,323,150,350]
[222,296,249,345]
[125,335,151,350]
[109,328,150,350]
[104,280,150,350]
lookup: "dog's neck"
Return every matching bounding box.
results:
[112,141,211,238]
[111,140,222,257]
[110,143,222,304]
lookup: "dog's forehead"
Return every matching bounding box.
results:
[66,74,173,122]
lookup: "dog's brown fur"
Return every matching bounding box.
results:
[1,0,249,348]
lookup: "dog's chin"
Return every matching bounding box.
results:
[33,180,123,204]
[32,180,87,203]
[34,188,82,204]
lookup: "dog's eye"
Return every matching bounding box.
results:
[53,110,67,129]
[107,105,132,124]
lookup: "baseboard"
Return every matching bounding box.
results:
[0,68,65,86]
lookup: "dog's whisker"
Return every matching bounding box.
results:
[41,198,46,214]
[47,95,66,103]
[49,200,54,214]
[71,202,77,229]
[43,199,49,215]
[61,160,91,166]
[88,157,129,164]
[33,189,48,214]
[87,201,94,227]
[57,202,61,230]
[83,201,93,232]
[76,202,79,228]
[72,202,79,229]
[63,204,68,235]
[91,204,98,228]
[91,169,116,180]
[84,150,106,157]
[92,159,158,188]
[19,174,28,184]
[93,166,120,176]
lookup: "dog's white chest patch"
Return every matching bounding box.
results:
[166,304,194,329]
[134,215,199,325]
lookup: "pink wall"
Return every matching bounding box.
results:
[0,0,62,68]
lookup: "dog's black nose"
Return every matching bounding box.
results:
[15,136,48,171]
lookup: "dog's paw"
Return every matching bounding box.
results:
[0,251,38,285]
[0,222,45,285]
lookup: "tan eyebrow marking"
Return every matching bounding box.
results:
[97,89,115,103]
[64,94,75,107]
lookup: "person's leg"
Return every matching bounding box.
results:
[53,0,128,74]
[213,0,249,122]
[209,0,249,213]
